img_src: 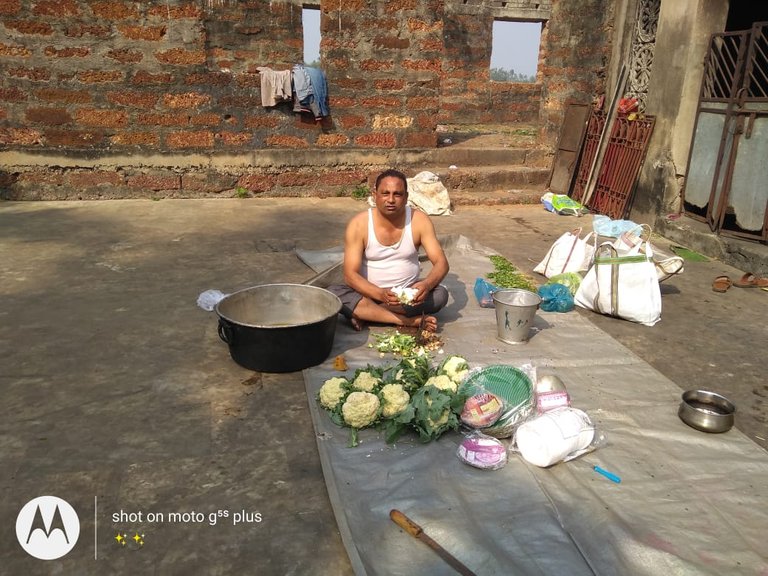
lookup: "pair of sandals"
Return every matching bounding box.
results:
[712,272,768,293]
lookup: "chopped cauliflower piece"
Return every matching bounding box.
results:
[392,285,418,305]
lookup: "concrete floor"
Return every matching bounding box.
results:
[1,198,766,574]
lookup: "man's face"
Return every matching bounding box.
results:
[374,176,408,216]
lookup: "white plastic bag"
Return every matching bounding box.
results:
[513,407,597,467]
[534,227,596,278]
[574,241,661,326]
[197,289,227,311]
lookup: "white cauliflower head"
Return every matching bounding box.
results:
[379,383,410,418]
[425,374,457,394]
[342,391,381,428]
[441,355,469,383]
[352,371,381,392]
[318,377,348,410]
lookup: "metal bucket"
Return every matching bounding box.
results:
[215,283,342,373]
[492,289,541,344]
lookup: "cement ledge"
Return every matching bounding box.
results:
[655,214,768,276]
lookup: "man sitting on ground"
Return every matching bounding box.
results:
[328,169,449,332]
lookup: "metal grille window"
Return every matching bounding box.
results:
[683,22,768,243]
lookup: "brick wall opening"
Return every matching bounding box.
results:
[303,7,321,65]
[490,20,542,83]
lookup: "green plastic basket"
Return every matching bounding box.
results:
[463,365,534,438]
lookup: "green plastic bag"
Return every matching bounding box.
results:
[546,272,582,296]
[551,195,586,216]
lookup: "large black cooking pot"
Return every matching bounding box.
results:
[215,283,342,373]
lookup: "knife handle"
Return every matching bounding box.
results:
[390,509,423,538]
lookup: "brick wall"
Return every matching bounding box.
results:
[0,0,613,199]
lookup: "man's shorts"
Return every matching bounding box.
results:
[326,283,449,319]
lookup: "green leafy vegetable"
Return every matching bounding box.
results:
[486,254,538,292]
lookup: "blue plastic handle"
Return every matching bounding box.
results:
[593,465,621,483]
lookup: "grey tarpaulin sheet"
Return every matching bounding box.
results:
[302,235,768,576]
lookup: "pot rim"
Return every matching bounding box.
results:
[215,283,342,329]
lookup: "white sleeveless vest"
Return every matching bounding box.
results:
[361,207,420,288]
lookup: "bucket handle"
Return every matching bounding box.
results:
[218,320,234,344]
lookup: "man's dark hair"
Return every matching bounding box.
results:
[375,169,408,193]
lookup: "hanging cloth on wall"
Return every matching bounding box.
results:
[255,66,292,107]
[291,64,330,120]
[292,64,312,102]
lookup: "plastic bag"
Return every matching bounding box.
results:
[197,289,227,311]
[512,407,605,468]
[537,283,574,313]
[592,214,640,238]
[461,364,537,439]
[540,192,555,213]
[457,430,508,470]
[551,194,587,216]
[473,277,498,308]
[460,392,504,429]
[546,272,582,296]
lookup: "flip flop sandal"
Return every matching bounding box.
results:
[712,275,732,293]
[733,272,768,288]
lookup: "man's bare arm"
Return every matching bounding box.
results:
[342,212,391,303]
[410,210,449,304]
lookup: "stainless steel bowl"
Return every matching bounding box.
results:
[678,389,735,433]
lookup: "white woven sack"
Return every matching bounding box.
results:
[574,241,661,326]
[534,227,597,278]
[612,223,685,283]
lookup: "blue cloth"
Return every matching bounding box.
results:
[304,66,330,118]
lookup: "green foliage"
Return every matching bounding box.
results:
[490,67,535,83]
[350,184,370,200]
[486,254,538,292]
[390,354,433,392]
[235,186,249,199]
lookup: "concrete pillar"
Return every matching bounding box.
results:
[631,0,728,223]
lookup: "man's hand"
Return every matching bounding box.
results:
[409,280,431,305]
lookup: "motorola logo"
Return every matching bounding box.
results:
[16,496,80,560]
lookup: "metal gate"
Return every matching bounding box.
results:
[683,22,768,243]
[571,109,656,220]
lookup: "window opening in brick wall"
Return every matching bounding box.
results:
[303,7,321,66]
[490,20,541,82]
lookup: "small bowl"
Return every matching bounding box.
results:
[678,389,735,433]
